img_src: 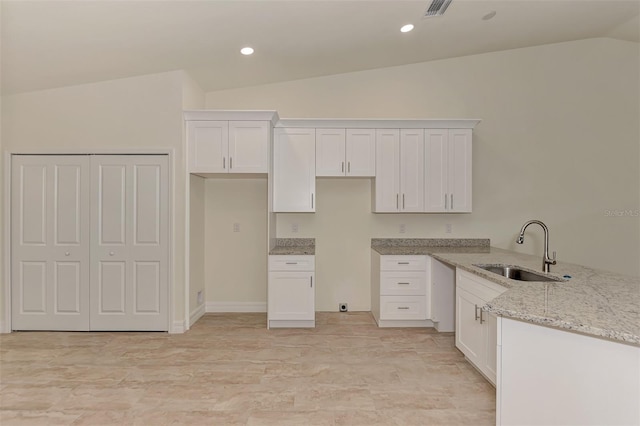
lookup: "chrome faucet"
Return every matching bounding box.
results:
[517,220,557,272]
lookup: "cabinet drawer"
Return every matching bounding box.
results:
[269,255,315,271]
[379,296,427,320]
[380,272,426,296]
[380,256,426,271]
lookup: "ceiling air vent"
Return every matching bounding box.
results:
[424,0,453,18]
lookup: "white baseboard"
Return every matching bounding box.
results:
[206,302,267,313]
[0,320,10,334]
[189,303,206,326]
[170,320,186,334]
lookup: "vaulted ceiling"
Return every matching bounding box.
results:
[1,0,638,95]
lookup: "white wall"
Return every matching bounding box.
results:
[1,70,189,329]
[205,38,640,311]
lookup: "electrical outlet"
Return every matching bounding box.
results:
[445,224,452,234]
[399,224,406,234]
[197,290,203,305]
[291,223,298,233]
[339,303,348,312]
[233,223,240,232]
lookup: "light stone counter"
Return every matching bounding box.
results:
[269,238,315,255]
[371,239,640,345]
[431,248,640,345]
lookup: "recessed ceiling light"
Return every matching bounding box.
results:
[482,11,497,20]
[240,47,254,55]
[400,24,414,33]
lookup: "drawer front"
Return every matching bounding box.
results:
[379,296,427,320]
[380,256,426,271]
[269,255,315,271]
[380,271,426,296]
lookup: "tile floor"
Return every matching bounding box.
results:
[0,312,495,425]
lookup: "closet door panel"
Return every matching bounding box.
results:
[11,156,90,330]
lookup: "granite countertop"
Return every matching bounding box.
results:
[372,239,640,345]
[269,238,315,255]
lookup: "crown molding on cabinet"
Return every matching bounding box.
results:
[184,110,280,124]
[275,118,481,129]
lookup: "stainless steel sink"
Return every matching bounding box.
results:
[474,264,563,282]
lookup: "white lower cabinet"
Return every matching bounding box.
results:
[455,269,506,385]
[268,255,315,328]
[371,252,431,327]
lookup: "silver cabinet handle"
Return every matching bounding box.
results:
[445,193,448,209]
[450,194,454,210]
[397,262,409,265]
[230,157,233,169]
[396,194,399,210]
[480,308,485,324]
[310,276,313,288]
[285,262,297,265]
[348,162,351,173]
[342,162,344,173]
[311,193,314,209]
[403,194,405,209]
[397,307,409,310]
[397,282,410,285]
[223,157,225,169]
[474,304,480,321]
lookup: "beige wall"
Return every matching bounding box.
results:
[205,38,640,311]
[204,178,267,305]
[1,70,189,329]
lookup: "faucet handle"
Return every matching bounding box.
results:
[551,251,557,264]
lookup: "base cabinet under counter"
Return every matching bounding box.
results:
[455,268,507,385]
[268,255,315,328]
[371,252,432,327]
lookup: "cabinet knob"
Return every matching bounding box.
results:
[65,252,70,256]
[109,251,115,256]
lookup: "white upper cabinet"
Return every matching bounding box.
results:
[228,121,270,173]
[315,128,346,176]
[345,129,376,177]
[316,128,375,177]
[187,120,269,174]
[374,129,424,212]
[374,129,401,212]
[425,129,472,212]
[273,128,316,212]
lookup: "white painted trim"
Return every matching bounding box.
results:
[4,149,175,334]
[170,320,186,334]
[189,303,206,327]
[206,302,267,313]
[276,118,481,129]
[3,152,12,333]
[184,110,279,124]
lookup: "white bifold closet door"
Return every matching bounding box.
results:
[11,155,91,330]
[11,155,169,331]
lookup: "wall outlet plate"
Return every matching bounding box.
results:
[339,303,348,312]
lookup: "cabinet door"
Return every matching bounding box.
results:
[187,121,229,173]
[273,128,316,212]
[455,286,485,367]
[374,129,400,212]
[345,129,375,177]
[448,129,472,212]
[316,128,346,176]
[399,129,424,212]
[424,129,448,212]
[228,121,269,173]
[268,271,314,321]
